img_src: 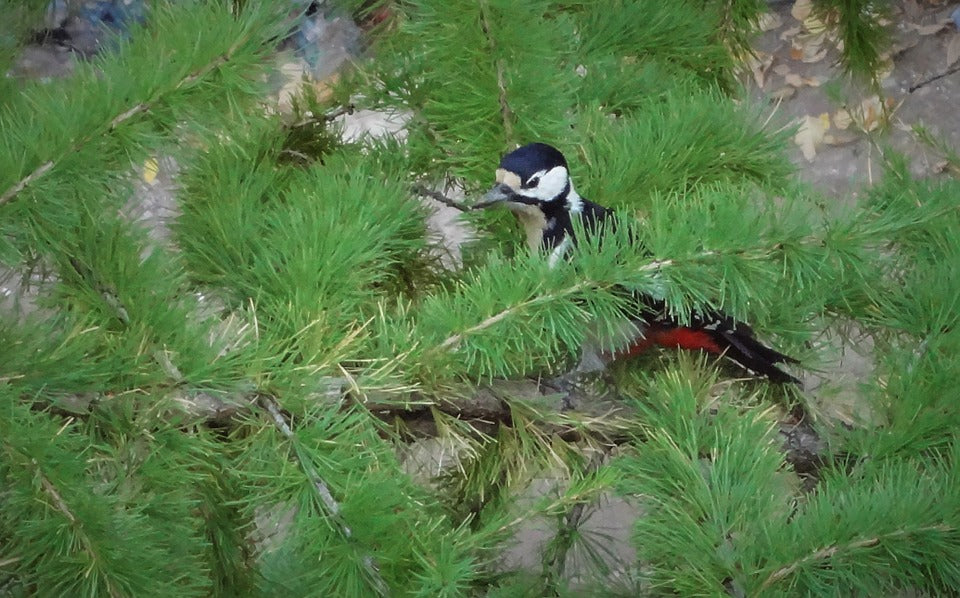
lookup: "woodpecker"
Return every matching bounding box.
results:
[476,142,800,384]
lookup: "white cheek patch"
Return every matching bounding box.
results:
[527,166,569,200]
[495,168,522,190]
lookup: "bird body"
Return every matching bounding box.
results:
[478,143,799,383]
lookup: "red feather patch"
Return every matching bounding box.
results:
[620,327,724,358]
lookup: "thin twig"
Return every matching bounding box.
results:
[323,104,356,122]
[258,394,389,596]
[37,464,124,598]
[39,472,76,524]
[908,63,960,93]
[260,396,344,520]
[477,0,515,143]
[108,103,150,130]
[412,184,470,212]
[0,162,53,207]
[759,523,955,590]
[432,283,587,353]
[67,258,184,383]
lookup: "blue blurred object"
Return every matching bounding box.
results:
[284,0,361,80]
[39,0,361,79]
[79,1,146,37]
[42,0,145,56]
[951,6,960,30]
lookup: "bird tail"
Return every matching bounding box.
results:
[622,323,801,384]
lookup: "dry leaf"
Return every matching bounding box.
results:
[932,160,949,174]
[773,64,792,76]
[311,72,339,103]
[843,96,898,133]
[870,56,894,81]
[770,86,796,101]
[833,108,853,130]
[743,51,774,88]
[803,14,829,35]
[792,32,829,63]
[780,25,802,41]
[947,33,960,69]
[758,12,783,31]
[823,131,859,146]
[143,158,159,185]
[792,0,813,22]
[794,113,829,161]
[802,46,829,63]
[784,73,825,87]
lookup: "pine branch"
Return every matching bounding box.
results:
[34,465,123,598]
[65,256,185,383]
[431,282,588,353]
[477,0,515,144]
[759,524,956,590]
[0,37,249,209]
[260,395,344,522]
[257,394,389,597]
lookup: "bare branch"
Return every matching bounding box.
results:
[909,63,960,94]
[412,184,470,212]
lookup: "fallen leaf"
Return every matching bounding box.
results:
[833,108,853,130]
[780,25,802,41]
[803,14,829,35]
[784,73,825,87]
[773,64,792,76]
[792,0,813,22]
[842,95,898,133]
[947,33,960,69]
[792,32,830,63]
[802,46,829,63]
[859,97,884,132]
[758,12,783,31]
[770,86,796,101]
[875,57,895,81]
[742,51,774,88]
[823,130,859,146]
[143,158,159,185]
[932,160,949,173]
[794,113,829,161]
[311,72,339,103]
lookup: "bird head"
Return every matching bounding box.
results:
[474,143,574,212]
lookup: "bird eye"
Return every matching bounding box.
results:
[527,176,541,187]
